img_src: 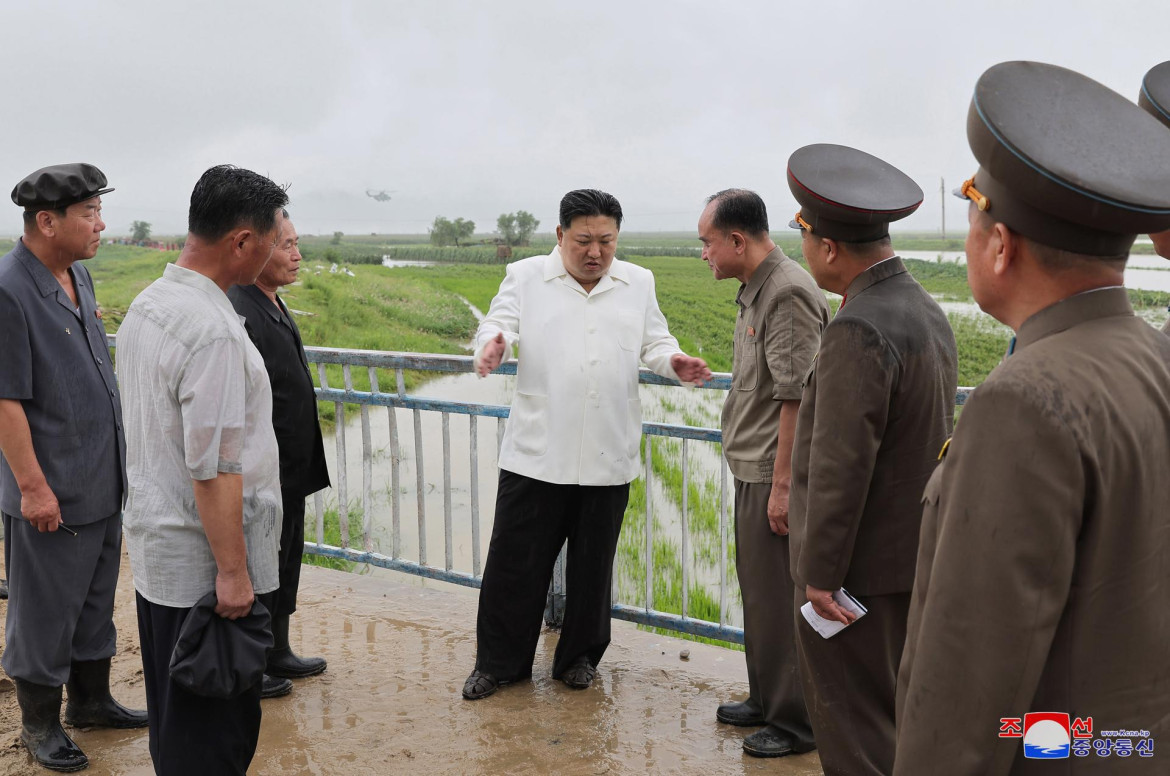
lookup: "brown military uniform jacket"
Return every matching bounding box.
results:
[789,257,957,596]
[895,288,1170,775]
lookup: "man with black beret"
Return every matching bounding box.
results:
[0,163,147,772]
[786,144,958,775]
[895,61,1170,774]
[1138,59,1170,332]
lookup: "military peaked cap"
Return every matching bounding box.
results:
[1139,61,1170,130]
[956,61,1170,256]
[787,143,922,242]
[12,163,113,211]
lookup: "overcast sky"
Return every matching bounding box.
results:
[1,0,1166,237]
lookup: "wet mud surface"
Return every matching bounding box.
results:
[0,553,823,775]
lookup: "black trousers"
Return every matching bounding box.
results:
[272,491,306,618]
[136,591,273,776]
[474,470,628,681]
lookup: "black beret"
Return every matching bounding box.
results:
[1139,61,1170,130]
[957,61,1170,256]
[12,163,113,211]
[786,143,922,242]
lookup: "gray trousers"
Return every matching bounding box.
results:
[2,512,121,685]
[734,479,814,748]
[795,588,910,776]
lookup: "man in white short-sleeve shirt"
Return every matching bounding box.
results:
[461,189,712,701]
[117,165,287,776]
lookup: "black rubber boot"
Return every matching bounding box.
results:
[63,659,148,729]
[0,577,9,599]
[14,679,89,772]
[266,613,327,679]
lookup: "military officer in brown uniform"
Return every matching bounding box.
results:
[1138,60,1170,332]
[699,189,828,758]
[895,61,1170,775]
[786,144,958,776]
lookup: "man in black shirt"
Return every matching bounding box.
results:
[228,211,330,694]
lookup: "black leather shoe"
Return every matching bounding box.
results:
[15,679,89,772]
[260,674,293,699]
[64,659,148,729]
[716,699,765,726]
[266,614,327,678]
[462,670,500,700]
[743,726,797,758]
[0,578,8,599]
[559,658,597,690]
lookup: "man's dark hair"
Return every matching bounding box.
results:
[188,165,289,240]
[705,189,769,238]
[841,235,892,252]
[22,207,66,229]
[559,189,623,230]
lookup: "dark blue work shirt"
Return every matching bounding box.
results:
[0,239,125,523]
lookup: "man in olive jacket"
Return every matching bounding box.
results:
[895,61,1170,775]
[786,144,958,776]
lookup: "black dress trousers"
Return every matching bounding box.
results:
[474,470,628,681]
[136,591,274,776]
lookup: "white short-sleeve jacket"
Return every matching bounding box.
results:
[474,249,683,486]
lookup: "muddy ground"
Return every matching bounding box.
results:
[0,551,823,775]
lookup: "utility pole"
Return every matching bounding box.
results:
[940,177,946,240]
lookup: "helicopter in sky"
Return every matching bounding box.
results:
[366,189,396,202]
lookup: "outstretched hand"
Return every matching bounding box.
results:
[671,353,713,387]
[475,333,507,378]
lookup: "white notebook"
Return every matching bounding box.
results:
[800,588,868,639]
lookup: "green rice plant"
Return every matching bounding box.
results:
[303,503,366,572]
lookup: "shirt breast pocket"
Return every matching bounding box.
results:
[734,325,760,392]
[616,312,641,353]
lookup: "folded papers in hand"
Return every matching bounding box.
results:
[800,588,867,639]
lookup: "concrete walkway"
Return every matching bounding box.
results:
[0,557,824,775]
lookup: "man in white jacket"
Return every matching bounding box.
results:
[463,189,711,700]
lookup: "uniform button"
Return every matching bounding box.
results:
[84,325,90,333]
[116,423,122,430]
[96,358,104,365]
[109,389,115,397]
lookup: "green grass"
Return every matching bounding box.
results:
[303,504,365,572]
[88,245,481,426]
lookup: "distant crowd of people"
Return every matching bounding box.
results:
[0,58,1168,776]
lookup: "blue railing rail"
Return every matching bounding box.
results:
[109,336,973,646]
[299,347,973,646]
